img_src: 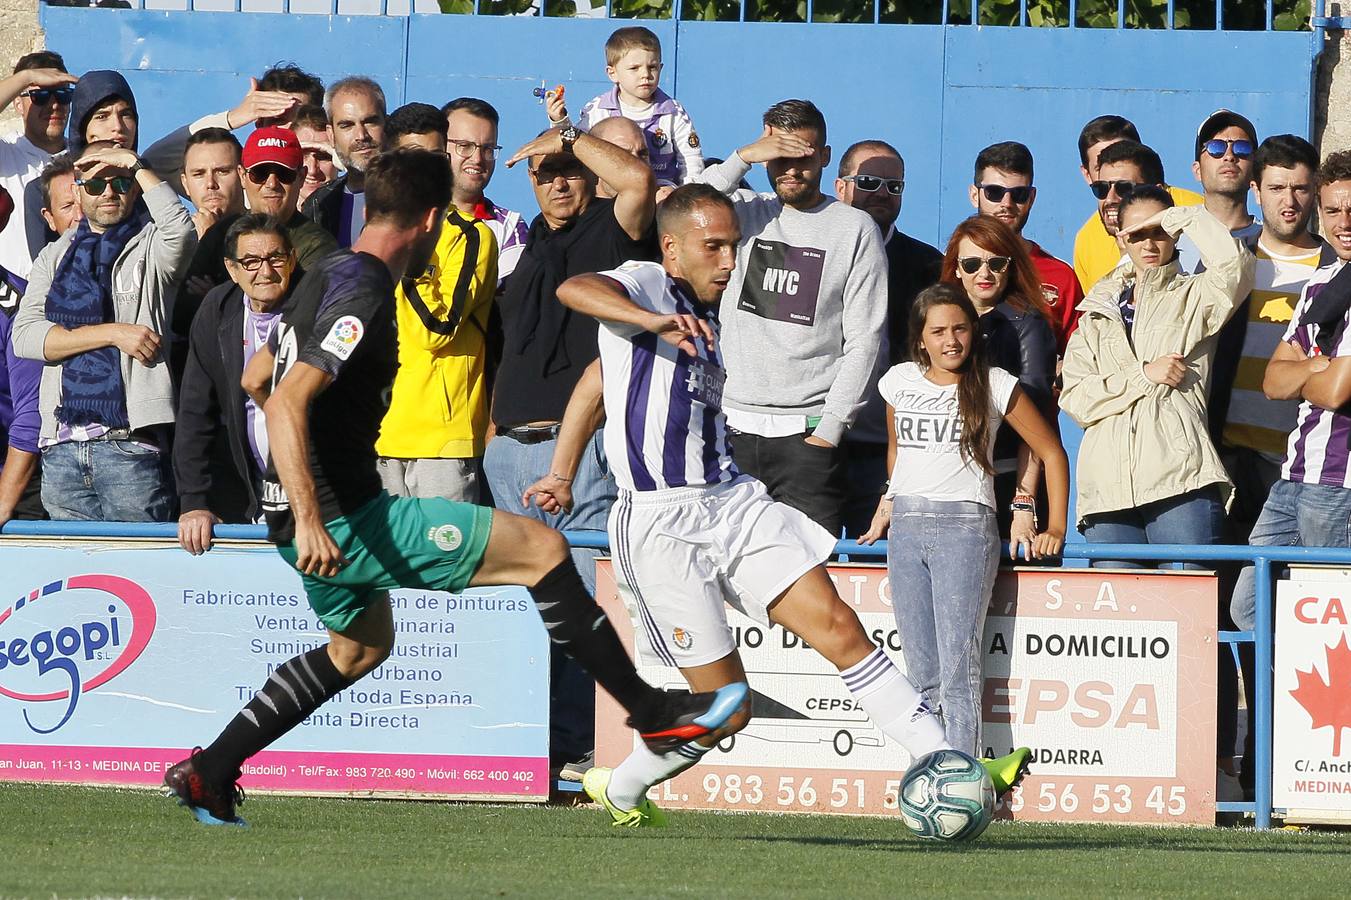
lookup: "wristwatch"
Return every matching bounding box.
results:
[127,158,146,177]
[559,125,580,154]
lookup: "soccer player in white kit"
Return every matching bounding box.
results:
[524,184,1030,826]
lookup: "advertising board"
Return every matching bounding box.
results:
[594,562,1216,824]
[0,542,549,800]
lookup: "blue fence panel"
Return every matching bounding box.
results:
[937,26,1314,250]
[41,10,408,158]
[670,21,947,226]
[40,8,1318,258]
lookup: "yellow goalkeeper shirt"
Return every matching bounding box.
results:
[376,209,498,460]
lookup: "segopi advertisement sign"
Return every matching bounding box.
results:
[0,542,548,800]
[0,574,156,734]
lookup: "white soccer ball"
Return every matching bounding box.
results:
[898,749,996,841]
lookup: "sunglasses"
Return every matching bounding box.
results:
[842,175,903,195]
[1202,138,1255,160]
[977,184,1032,204]
[233,252,292,272]
[531,166,587,185]
[1090,180,1141,200]
[247,164,299,185]
[76,175,134,196]
[21,87,74,106]
[957,255,1011,275]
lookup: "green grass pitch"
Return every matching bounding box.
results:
[5,783,1351,898]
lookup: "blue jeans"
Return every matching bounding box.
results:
[887,497,999,754]
[1230,478,1351,631]
[1080,486,1225,569]
[483,429,617,762]
[40,439,173,522]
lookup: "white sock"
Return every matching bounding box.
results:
[606,739,708,811]
[841,647,951,757]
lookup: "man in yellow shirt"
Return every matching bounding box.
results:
[376,107,499,501]
[1072,115,1203,293]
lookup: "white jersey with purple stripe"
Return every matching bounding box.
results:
[1280,259,1351,486]
[336,188,366,249]
[476,197,528,284]
[578,87,704,186]
[242,302,282,471]
[597,260,737,492]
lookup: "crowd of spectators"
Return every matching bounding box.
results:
[2,24,1347,797]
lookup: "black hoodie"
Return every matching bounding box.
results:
[66,69,138,156]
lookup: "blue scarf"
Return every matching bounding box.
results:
[45,210,149,429]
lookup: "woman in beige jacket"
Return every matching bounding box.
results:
[1060,187,1256,564]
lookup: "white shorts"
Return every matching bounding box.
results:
[608,476,836,668]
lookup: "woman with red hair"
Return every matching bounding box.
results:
[941,214,1057,553]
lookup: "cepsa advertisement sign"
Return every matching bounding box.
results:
[594,562,1216,824]
[0,542,548,801]
[1274,575,1351,814]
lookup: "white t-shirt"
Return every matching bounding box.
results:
[879,361,1019,509]
[0,131,57,281]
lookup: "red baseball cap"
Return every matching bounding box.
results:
[242,126,303,171]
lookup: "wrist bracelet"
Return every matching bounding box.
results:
[550,472,574,483]
[1012,493,1035,505]
[1010,500,1038,529]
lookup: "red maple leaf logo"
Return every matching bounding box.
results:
[1290,634,1351,757]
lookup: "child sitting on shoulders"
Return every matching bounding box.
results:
[547,26,704,187]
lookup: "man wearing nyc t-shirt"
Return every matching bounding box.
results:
[700,100,886,537]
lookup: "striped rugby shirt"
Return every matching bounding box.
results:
[1223,242,1323,458]
[597,260,738,492]
[1281,258,1351,486]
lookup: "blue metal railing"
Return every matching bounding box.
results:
[6,518,1348,829]
[70,0,1309,29]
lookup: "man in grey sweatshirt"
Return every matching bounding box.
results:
[699,99,887,536]
[13,141,196,521]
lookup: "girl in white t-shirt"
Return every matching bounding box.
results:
[860,284,1069,753]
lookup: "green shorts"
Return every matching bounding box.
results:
[278,491,494,633]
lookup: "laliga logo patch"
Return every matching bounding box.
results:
[687,132,700,150]
[0,575,157,734]
[320,315,364,360]
[672,627,693,651]
[428,525,463,552]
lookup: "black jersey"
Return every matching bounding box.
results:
[260,250,397,543]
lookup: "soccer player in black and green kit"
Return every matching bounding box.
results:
[163,148,746,826]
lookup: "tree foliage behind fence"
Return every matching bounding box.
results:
[441,0,1312,28]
